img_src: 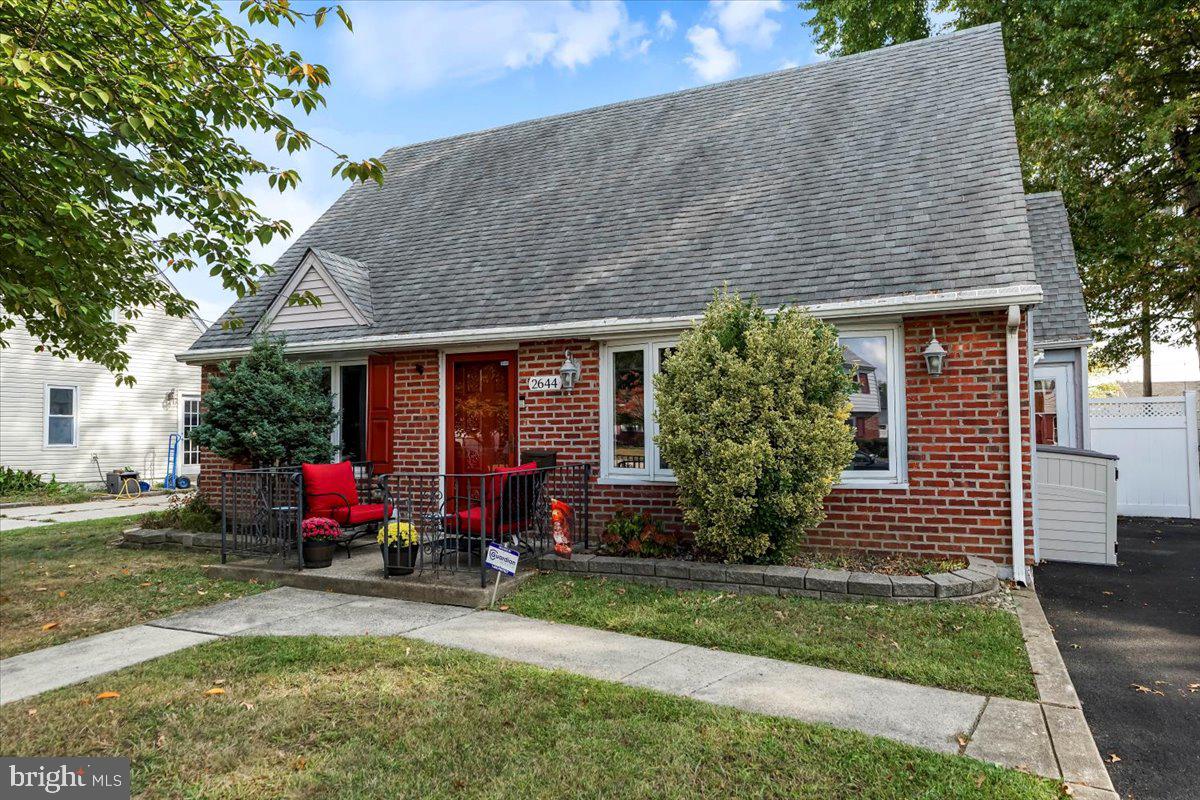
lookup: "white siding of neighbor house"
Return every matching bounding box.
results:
[849,369,880,414]
[268,266,358,331]
[0,306,204,486]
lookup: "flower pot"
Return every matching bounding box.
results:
[381,543,420,576]
[303,540,336,569]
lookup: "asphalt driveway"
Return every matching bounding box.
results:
[1036,518,1199,800]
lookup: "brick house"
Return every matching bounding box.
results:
[181,25,1091,581]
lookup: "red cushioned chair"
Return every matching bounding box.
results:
[301,461,391,557]
[444,462,544,547]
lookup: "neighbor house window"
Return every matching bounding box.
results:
[181,395,201,466]
[45,385,78,447]
[837,326,905,484]
[600,340,676,481]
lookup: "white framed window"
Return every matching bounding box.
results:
[180,394,202,467]
[44,385,78,447]
[599,339,677,482]
[598,326,906,487]
[837,324,906,486]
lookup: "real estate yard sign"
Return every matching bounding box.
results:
[485,543,520,606]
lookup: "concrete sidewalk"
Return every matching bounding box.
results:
[0,587,1115,795]
[0,494,175,530]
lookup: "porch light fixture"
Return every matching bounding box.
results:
[559,350,581,392]
[922,333,948,376]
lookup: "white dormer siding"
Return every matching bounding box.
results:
[257,250,370,334]
[849,369,881,414]
[268,265,359,331]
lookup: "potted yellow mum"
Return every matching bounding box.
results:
[379,520,420,576]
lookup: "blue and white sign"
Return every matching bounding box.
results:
[485,544,520,576]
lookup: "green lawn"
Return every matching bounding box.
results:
[506,573,1037,701]
[0,482,106,506]
[0,516,269,658]
[0,636,1059,799]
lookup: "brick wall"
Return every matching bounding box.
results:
[196,364,243,503]
[195,308,1035,567]
[389,350,439,474]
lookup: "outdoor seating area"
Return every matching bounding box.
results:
[216,459,592,588]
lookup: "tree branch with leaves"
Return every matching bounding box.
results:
[0,0,386,384]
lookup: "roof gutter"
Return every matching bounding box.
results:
[177,283,1043,364]
[1006,303,1029,585]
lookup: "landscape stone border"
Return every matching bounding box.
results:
[121,527,222,551]
[536,552,1000,603]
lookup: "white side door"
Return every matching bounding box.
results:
[1033,363,1077,447]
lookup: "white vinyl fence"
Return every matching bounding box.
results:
[1088,391,1200,518]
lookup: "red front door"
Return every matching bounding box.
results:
[445,352,518,478]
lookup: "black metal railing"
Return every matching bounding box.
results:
[219,462,592,584]
[219,461,379,566]
[383,463,592,587]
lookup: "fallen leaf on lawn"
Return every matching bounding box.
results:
[57,591,67,598]
[203,687,226,696]
[293,757,307,771]
[95,691,120,700]
[68,564,76,569]
[40,622,59,631]
[957,735,970,747]
[120,568,130,575]
[974,774,985,788]
[35,587,48,592]
[1153,680,1168,685]
[1131,684,1152,693]
[26,708,37,717]
[196,590,207,596]
[404,647,411,657]
[1107,753,1121,763]
[498,605,509,611]
[1102,590,1113,596]
[240,702,255,710]
[1061,784,1074,796]
[140,582,153,587]
[1152,690,1165,696]
[1188,683,1199,693]
[212,679,226,686]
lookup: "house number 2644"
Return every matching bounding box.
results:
[527,375,562,391]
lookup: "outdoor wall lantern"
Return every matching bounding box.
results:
[922,333,948,377]
[559,350,581,392]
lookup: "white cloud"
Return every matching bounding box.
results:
[684,25,738,82]
[338,1,646,94]
[710,0,783,49]
[656,10,677,37]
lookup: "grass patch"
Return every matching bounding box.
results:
[0,516,269,658]
[0,636,1059,799]
[0,482,105,506]
[506,574,1037,701]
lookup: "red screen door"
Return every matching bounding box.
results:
[445,352,518,482]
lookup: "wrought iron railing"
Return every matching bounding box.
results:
[382,463,592,587]
[219,462,592,585]
[218,461,378,566]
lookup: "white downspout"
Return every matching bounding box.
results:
[1006,304,1028,584]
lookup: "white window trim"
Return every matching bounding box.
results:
[599,339,677,483]
[835,323,907,488]
[178,393,202,471]
[323,359,367,462]
[44,384,79,448]
[598,324,908,489]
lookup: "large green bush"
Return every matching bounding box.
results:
[190,336,337,467]
[655,292,856,563]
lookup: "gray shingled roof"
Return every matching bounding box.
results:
[190,24,1036,354]
[1026,193,1091,344]
[309,248,373,323]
